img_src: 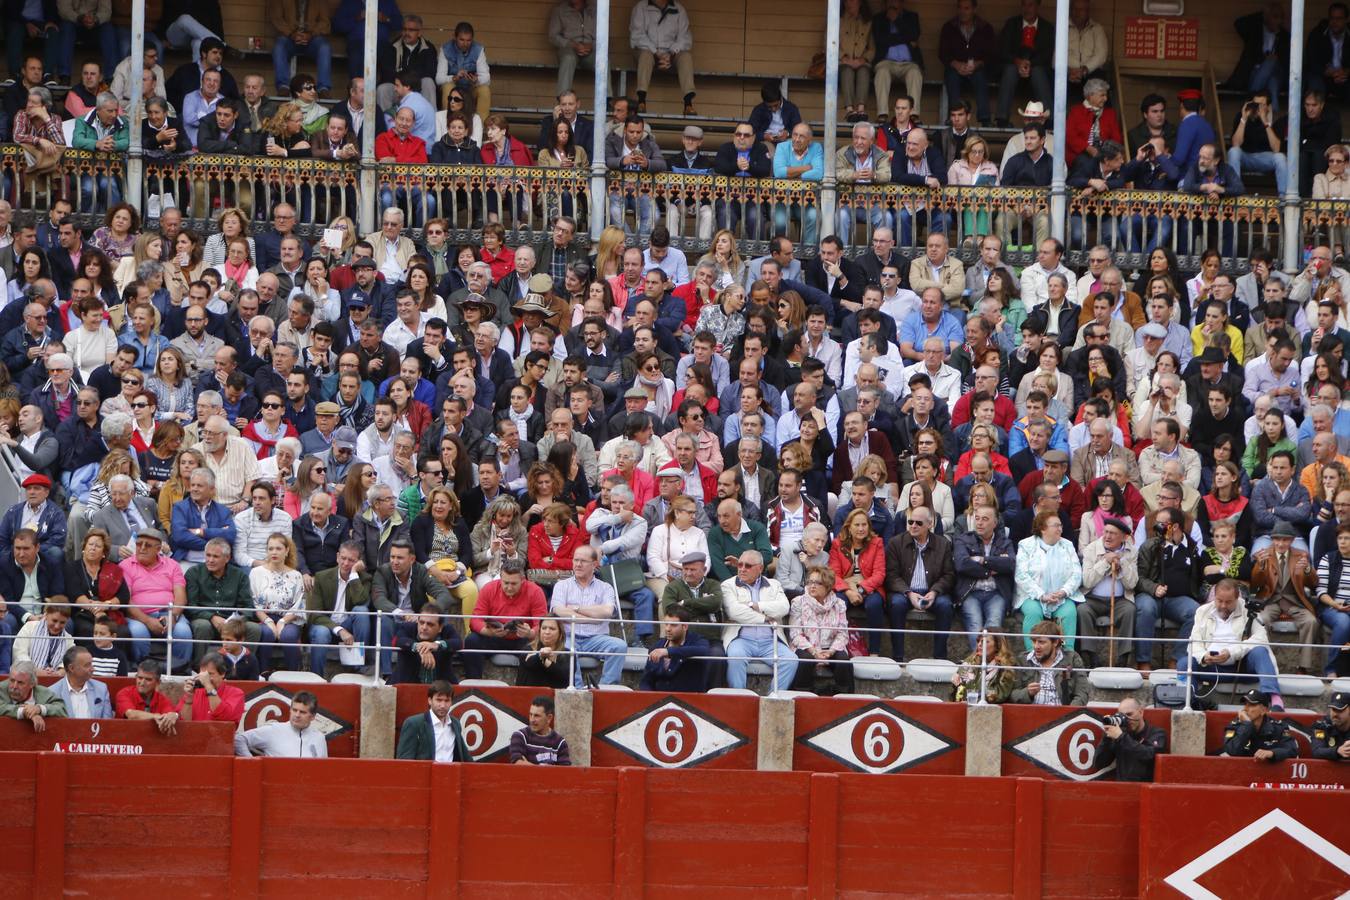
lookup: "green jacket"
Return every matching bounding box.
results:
[72,112,131,153]
[305,566,372,632]
[185,564,253,622]
[1009,650,1089,706]
[395,711,473,762]
[0,681,67,719]
[706,518,772,582]
[661,576,724,639]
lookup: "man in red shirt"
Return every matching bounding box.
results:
[116,659,184,734]
[179,652,245,723]
[462,559,546,678]
[375,107,427,163]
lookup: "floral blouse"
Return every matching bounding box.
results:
[90,227,136,262]
[789,593,850,654]
[250,567,305,615]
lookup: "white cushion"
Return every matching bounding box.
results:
[458,678,509,687]
[489,654,522,667]
[833,692,884,700]
[1088,667,1144,691]
[268,671,326,684]
[1269,620,1299,634]
[851,656,903,681]
[577,657,599,670]
[708,687,758,697]
[905,658,957,684]
[1276,674,1326,697]
[746,660,774,676]
[1147,669,1180,686]
[329,673,379,686]
[622,647,650,672]
[1332,677,1350,694]
[774,690,818,699]
[595,683,632,691]
[894,694,942,703]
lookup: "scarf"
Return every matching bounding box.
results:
[1203,545,1247,578]
[1087,103,1103,147]
[1203,494,1248,525]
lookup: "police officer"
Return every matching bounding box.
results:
[1222,689,1299,761]
[1310,692,1350,762]
[1094,697,1168,781]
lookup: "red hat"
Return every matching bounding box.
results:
[22,474,51,489]
[1176,88,1202,101]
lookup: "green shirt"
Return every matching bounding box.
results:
[185,564,253,621]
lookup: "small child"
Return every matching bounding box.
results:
[88,616,129,678]
[219,618,261,681]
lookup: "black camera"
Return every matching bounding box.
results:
[1104,713,1127,728]
[1153,521,1168,535]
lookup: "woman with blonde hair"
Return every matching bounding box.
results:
[412,485,479,617]
[592,224,627,279]
[262,102,312,157]
[696,228,742,291]
[645,493,708,599]
[840,453,894,510]
[113,231,166,294]
[202,207,256,268]
[315,215,357,268]
[252,533,307,671]
[775,289,807,336]
[828,507,886,654]
[84,449,149,523]
[518,616,571,688]
[952,481,1000,535]
[947,135,999,236]
[470,496,528,587]
[157,447,205,526]
[951,630,1018,703]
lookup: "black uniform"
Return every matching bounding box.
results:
[1093,720,1169,781]
[1309,716,1350,762]
[1221,715,1299,760]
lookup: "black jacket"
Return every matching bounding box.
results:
[292,513,351,576]
[1093,720,1168,781]
[165,62,238,115]
[801,255,866,306]
[870,8,924,68]
[1023,301,1081,349]
[999,14,1053,67]
[197,117,264,155]
[1227,12,1289,88]
[713,141,772,178]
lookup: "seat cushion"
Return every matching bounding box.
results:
[1276,674,1326,697]
[851,656,903,681]
[489,654,522,667]
[1269,620,1299,634]
[1147,669,1180,686]
[1088,667,1144,691]
[746,660,774,676]
[905,658,957,684]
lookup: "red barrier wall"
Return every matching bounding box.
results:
[590,690,759,768]
[68,677,363,757]
[1001,704,1172,781]
[394,684,546,762]
[3,753,1347,898]
[792,697,966,774]
[0,718,235,755]
[1156,755,1350,790]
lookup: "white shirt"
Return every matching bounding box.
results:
[63,678,90,719]
[383,313,429,356]
[431,711,457,762]
[356,425,397,463]
[331,568,357,629]
[234,722,329,758]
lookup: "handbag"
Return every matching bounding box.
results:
[846,628,868,658]
[806,53,827,80]
[599,558,647,596]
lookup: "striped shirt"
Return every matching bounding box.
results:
[205,437,261,506]
[508,727,570,765]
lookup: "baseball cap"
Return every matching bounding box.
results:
[1242,688,1271,706]
[1328,692,1349,710]
[682,125,704,140]
[331,427,357,450]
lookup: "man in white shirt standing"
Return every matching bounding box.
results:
[234,692,329,758]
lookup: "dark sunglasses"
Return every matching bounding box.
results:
[261,402,283,409]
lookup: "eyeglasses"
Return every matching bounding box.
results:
[449,95,464,103]
[685,413,704,421]
[77,399,97,406]
[736,561,759,568]
[906,518,927,526]
[261,402,283,409]
[299,83,316,92]
[733,131,753,138]
[313,466,326,473]
[131,402,149,409]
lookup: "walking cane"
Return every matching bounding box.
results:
[1107,562,1118,668]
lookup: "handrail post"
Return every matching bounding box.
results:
[1283,0,1307,273]
[820,0,841,239]
[358,0,379,236]
[1049,0,1070,243]
[125,0,145,216]
[588,0,612,241]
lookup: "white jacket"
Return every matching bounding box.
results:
[1188,598,1273,666]
[646,523,708,580]
[629,0,693,54]
[719,576,790,646]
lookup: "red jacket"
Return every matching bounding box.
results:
[527,521,586,572]
[375,130,428,163]
[1018,471,1090,531]
[1064,104,1123,165]
[951,392,1016,430]
[470,577,548,633]
[398,399,432,443]
[480,245,516,283]
[672,281,716,331]
[828,537,886,594]
[179,684,245,723]
[480,137,534,167]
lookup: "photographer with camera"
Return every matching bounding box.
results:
[179,652,245,723]
[1226,89,1289,196]
[1094,698,1167,781]
[1187,578,1285,711]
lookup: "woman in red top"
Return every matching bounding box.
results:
[1064,79,1123,165]
[385,376,431,443]
[478,222,515,283]
[526,502,586,587]
[828,508,886,655]
[955,424,1011,481]
[479,114,534,167]
[128,390,158,453]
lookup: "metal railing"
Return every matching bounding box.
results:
[4,147,1348,269]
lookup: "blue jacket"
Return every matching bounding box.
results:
[341,281,398,328]
[1174,113,1218,172]
[1180,161,1245,197]
[48,676,114,719]
[952,530,1016,602]
[952,472,1023,518]
[772,140,824,181]
[749,99,802,143]
[170,498,238,561]
[56,415,107,472]
[0,500,67,556]
[638,630,710,692]
[334,0,401,43]
[0,549,66,611]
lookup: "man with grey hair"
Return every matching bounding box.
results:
[169,467,237,566]
[352,482,409,573]
[199,414,260,512]
[720,548,795,691]
[184,389,237,446]
[834,120,893,244]
[2,300,57,381]
[586,481,658,646]
[186,535,259,663]
[1298,403,1350,468]
[57,386,106,498]
[0,660,67,729]
[31,351,78,430]
[71,91,128,208]
[90,472,161,561]
[373,430,419,493]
